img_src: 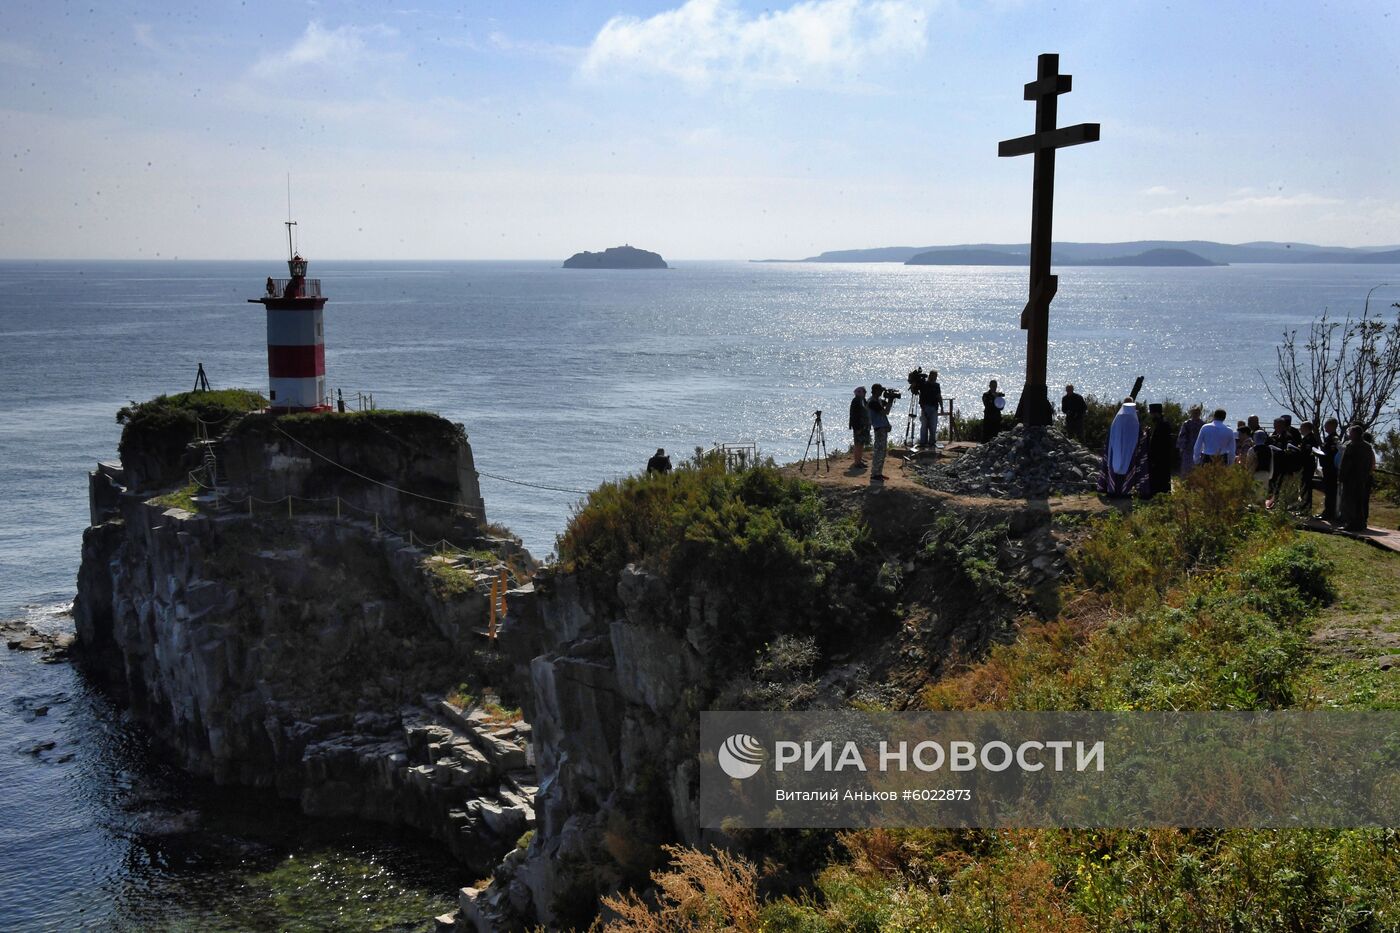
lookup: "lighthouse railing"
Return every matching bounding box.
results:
[260,277,323,299]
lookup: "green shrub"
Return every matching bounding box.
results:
[117,389,266,488]
[1073,464,1269,611]
[557,456,888,656]
[152,481,199,512]
[424,559,478,598]
[919,514,1014,600]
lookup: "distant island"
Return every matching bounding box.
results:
[563,245,668,269]
[756,240,1400,266]
[905,246,1224,267]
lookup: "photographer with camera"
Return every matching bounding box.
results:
[867,383,897,482]
[910,366,942,451]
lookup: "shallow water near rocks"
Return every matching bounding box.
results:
[1,604,459,931]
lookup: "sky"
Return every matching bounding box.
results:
[0,0,1397,260]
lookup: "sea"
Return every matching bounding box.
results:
[1,258,1395,929]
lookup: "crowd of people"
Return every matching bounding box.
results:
[643,377,1384,532]
[1098,399,1380,532]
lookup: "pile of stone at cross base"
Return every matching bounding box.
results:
[917,424,1102,499]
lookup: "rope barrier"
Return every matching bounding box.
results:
[270,424,486,515]
[474,469,590,496]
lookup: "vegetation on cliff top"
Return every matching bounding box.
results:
[226,408,467,451]
[557,454,889,654]
[601,465,1400,931]
[116,389,266,484]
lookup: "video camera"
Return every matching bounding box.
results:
[881,385,902,402]
[906,366,925,389]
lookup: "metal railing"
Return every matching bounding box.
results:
[258,278,322,299]
[705,442,758,471]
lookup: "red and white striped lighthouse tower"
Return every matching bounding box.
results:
[249,220,330,412]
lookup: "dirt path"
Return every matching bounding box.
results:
[1302,532,1400,707]
[782,443,1112,517]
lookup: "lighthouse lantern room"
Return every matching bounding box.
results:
[248,220,330,412]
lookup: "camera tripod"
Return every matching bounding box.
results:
[902,392,920,448]
[799,410,829,474]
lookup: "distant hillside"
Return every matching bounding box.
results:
[763,240,1400,265]
[904,248,1027,266]
[563,245,668,269]
[905,246,1223,267]
[1087,248,1224,267]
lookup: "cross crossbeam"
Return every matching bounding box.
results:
[998,52,1100,427]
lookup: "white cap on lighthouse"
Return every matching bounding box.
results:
[248,221,329,412]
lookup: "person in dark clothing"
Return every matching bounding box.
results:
[982,380,1004,441]
[1296,420,1320,512]
[1319,418,1341,521]
[1145,402,1176,498]
[1265,417,1304,509]
[916,369,943,450]
[1338,426,1375,531]
[867,384,893,481]
[1280,414,1303,446]
[646,448,672,474]
[848,386,871,469]
[1061,384,1087,440]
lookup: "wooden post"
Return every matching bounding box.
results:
[497,569,508,621]
[287,496,292,519]
[998,53,1099,426]
[488,577,499,640]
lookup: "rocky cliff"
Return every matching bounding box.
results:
[76,397,1082,931]
[75,400,538,875]
[456,461,1082,931]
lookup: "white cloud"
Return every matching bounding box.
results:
[1141,185,1175,196]
[1151,192,1342,217]
[251,21,396,78]
[580,0,931,88]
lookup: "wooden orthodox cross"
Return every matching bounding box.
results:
[998,53,1099,426]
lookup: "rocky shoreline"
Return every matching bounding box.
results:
[2,616,75,663]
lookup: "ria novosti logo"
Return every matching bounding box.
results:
[717,733,766,779]
[715,733,1106,780]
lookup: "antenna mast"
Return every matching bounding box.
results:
[284,174,297,260]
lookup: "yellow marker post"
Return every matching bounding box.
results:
[488,577,499,641]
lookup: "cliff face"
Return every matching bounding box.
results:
[461,568,715,929]
[75,399,1076,932]
[461,473,1076,931]
[74,406,536,873]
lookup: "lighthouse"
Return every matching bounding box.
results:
[249,221,330,412]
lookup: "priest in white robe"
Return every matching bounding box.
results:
[1097,398,1148,497]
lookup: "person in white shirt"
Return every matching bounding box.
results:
[1193,409,1237,465]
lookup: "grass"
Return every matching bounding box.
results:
[444,682,522,724]
[599,464,1400,932]
[1301,532,1400,709]
[152,481,199,512]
